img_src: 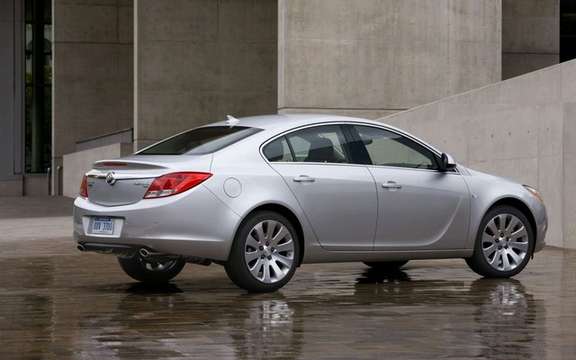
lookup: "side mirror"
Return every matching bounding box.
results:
[439,153,457,172]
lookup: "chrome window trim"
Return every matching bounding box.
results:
[259,121,460,174]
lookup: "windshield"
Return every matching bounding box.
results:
[137,126,262,155]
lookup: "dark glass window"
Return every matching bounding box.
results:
[138,126,262,155]
[561,0,576,62]
[352,126,438,170]
[263,137,293,162]
[285,125,351,164]
[25,0,52,173]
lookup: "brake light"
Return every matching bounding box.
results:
[79,175,88,198]
[144,172,212,199]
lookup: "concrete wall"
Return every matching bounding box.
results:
[53,0,133,189]
[278,0,502,119]
[0,0,24,195]
[62,142,132,197]
[381,59,576,249]
[23,175,50,196]
[134,0,278,149]
[502,0,560,79]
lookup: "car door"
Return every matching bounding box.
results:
[349,125,470,251]
[262,124,378,251]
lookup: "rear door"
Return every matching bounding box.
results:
[263,125,377,251]
[348,125,470,251]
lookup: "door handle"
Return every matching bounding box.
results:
[382,181,402,190]
[293,175,316,183]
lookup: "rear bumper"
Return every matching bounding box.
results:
[73,185,241,261]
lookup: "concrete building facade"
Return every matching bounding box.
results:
[52,0,134,195]
[0,0,562,194]
[0,0,24,195]
[1,0,573,247]
[279,0,502,118]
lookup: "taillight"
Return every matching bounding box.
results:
[144,172,212,199]
[79,175,88,198]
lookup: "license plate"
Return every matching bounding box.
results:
[90,217,114,235]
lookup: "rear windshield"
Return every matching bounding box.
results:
[138,126,262,155]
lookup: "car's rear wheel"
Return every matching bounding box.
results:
[118,255,185,284]
[363,260,408,271]
[225,211,300,293]
[466,205,534,278]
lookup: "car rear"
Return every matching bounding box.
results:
[73,125,263,261]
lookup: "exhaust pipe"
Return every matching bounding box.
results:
[77,244,86,252]
[139,248,151,258]
[139,247,176,260]
[139,247,163,258]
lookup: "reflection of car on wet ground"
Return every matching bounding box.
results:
[78,277,544,360]
[73,114,548,292]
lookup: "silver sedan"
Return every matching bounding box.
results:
[74,114,548,292]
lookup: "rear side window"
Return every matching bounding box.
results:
[286,125,351,164]
[138,126,262,155]
[263,137,293,162]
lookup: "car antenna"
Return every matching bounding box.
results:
[226,115,240,127]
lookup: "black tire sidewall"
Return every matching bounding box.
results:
[225,211,300,293]
[468,205,535,278]
[363,260,409,270]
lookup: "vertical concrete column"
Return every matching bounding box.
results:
[562,63,576,248]
[502,0,560,79]
[53,0,133,192]
[278,0,502,119]
[133,0,278,150]
[0,0,24,195]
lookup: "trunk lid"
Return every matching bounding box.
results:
[86,155,212,206]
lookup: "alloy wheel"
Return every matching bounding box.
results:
[244,220,295,284]
[481,213,529,272]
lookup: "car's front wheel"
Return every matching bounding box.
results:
[118,255,185,284]
[225,211,300,293]
[466,205,534,278]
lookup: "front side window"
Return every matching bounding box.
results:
[353,125,438,170]
[285,125,351,164]
[138,126,262,155]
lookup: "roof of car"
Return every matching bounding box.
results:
[208,113,444,156]
[206,113,389,132]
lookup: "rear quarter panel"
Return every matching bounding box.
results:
[201,134,322,261]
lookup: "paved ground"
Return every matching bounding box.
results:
[1,197,576,359]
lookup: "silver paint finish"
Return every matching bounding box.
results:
[73,114,548,267]
[269,163,377,251]
[223,177,242,198]
[367,166,470,251]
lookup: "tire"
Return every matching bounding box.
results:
[363,260,409,271]
[466,205,534,278]
[225,211,300,293]
[118,255,185,284]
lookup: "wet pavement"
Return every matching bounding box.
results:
[1,198,576,359]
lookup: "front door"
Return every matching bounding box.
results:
[349,125,470,251]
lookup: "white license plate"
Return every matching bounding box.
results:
[90,217,115,235]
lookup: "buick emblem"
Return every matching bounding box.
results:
[105,172,117,186]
